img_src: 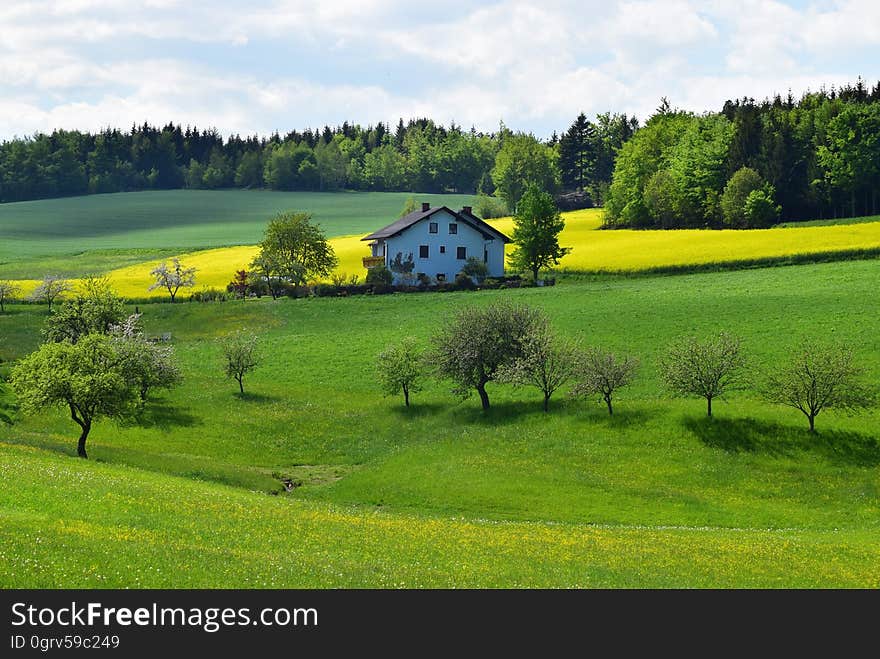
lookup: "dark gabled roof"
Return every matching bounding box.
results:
[458,208,512,244]
[361,206,444,241]
[361,205,511,243]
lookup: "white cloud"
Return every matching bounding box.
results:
[603,1,717,46]
[0,0,877,140]
[802,0,880,49]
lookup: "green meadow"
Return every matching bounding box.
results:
[1,257,879,587]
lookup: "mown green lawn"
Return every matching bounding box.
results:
[0,189,477,278]
[1,259,879,586]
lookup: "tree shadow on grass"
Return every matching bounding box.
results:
[124,401,201,431]
[575,406,655,429]
[389,402,453,419]
[684,416,880,467]
[458,399,558,426]
[233,391,282,404]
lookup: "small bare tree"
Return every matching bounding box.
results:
[497,332,579,412]
[28,275,72,312]
[0,280,21,313]
[219,330,260,394]
[764,341,875,432]
[149,258,196,302]
[660,332,746,417]
[377,337,425,406]
[571,348,639,415]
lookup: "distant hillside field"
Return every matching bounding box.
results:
[3,190,880,298]
[0,189,478,278]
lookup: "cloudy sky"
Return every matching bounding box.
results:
[1,0,878,140]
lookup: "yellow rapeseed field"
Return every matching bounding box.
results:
[544,209,880,272]
[13,208,880,298]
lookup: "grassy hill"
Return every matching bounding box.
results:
[2,259,879,586]
[2,441,877,588]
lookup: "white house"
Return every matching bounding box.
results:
[361,203,510,284]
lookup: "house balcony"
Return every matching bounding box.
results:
[362,255,386,269]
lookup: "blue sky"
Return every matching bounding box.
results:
[0,0,877,139]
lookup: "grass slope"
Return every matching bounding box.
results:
[2,442,878,588]
[2,261,878,578]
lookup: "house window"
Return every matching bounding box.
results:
[456,246,467,260]
[419,245,429,259]
[449,223,458,234]
[439,245,446,254]
[484,249,488,263]
[436,273,446,282]
[429,222,438,234]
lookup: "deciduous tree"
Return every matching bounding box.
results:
[377,337,425,407]
[660,332,746,417]
[571,348,639,415]
[11,334,137,458]
[43,275,126,343]
[497,332,579,411]
[219,330,260,394]
[28,275,72,312]
[433,303,546,410]
[256,211,337,287]
[112,314,182,407]
[228,270,250,299]
[764,341,875,432]
[508,185,570,281]
[0,280,20,313]
[491,133,560,210]
[149,258,196,302]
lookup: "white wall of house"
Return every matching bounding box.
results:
[382,209,505,283]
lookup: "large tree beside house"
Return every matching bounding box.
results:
[508,185,571,281]
[254,211,338,287]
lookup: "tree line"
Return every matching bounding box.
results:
[0,112,634,212]
[606,79,880,228]
[0,119,498,204]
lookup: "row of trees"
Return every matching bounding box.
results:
[4,295,872,460]
[377,303,875,432]
[606,81,880,228]
[0,260,199,312]
[3,78,879,221]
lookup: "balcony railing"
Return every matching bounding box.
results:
[362,256,385,269]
